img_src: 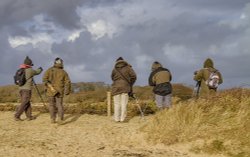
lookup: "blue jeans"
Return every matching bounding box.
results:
[155,94,172,109]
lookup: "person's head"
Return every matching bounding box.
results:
[54,57,64,68]
[151,61,162,71]
[116,57,124,62]
[203,58,214,68]
[24,56,33,66]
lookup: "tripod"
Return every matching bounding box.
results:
[32,79,48,111]
[130,94,147,119]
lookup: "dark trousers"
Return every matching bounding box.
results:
[15,90,32,118]
[48,95,64,121]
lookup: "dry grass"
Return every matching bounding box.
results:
[1,83,249,156]
[0,83,193,103]
[0,83,193,117]
[142,88,250,157]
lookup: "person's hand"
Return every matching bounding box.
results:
[39,67,43,71]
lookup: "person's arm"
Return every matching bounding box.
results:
[168,70,172,82]
[218,71,223,84]
[64,72,71,95]
[194,69,203,82]
[111,69,115,81]
[31,67,43,76]
[148,72,155,86]
[42,69,50,85]
[129,68,137,85]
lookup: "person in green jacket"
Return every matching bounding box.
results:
[43,58,71,124]
[148,61,172,110]
[194,58,223,97]
[111,57,137,122]
[14,56,43,121]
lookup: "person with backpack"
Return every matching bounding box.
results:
[194,58,223,97]
[148,61,172,110]
[111,57,137,122]
[43,58,71,124]
[14,56,43,121]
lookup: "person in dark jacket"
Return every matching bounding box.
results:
[149,61,172,110]
[194,58,223,97]
[43,58,71,124]
[14,56,43,121]
[111,57,137,122]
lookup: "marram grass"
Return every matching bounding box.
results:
[142,89,250,157]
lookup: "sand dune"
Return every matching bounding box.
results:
[0,111,225,157]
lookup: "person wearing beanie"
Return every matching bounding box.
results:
[116,57,124,62]
[148,61,172,110]
[111,57,137,122]
[14,56,43,121]
[194,58,223,97]
[43,57,71,124]
[24,56,34,66]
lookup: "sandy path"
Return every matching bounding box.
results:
[0,112,224,157]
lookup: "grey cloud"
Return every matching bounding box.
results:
[0,0,83,29]
[0,0,250,88]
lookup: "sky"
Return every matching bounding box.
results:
[0,0,250,88]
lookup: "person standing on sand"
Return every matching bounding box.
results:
[148,61,172,110]
[111,57,137,122]
[193,58,223,98]
[14,56,43,121]
[43,58,71,124]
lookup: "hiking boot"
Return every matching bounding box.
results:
[14,117,23,121]
[57,119,64,125]
[51,119,56,124]
[27,116,36,121]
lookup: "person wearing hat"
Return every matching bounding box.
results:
[111,57,137,122]
[14,56,43,121]
[193,58,223,97]
[43,58,71,124]
[148,61,172,110]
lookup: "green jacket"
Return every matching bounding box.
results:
[43,63,71,97]
[19,67,42,90]
[194,58,223,97]
[111,60,137,96]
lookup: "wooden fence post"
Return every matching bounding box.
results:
[107,91,111,117]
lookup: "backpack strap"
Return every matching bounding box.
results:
[149,67,171,86]
[115,68,131,84]
[205,67,218,73]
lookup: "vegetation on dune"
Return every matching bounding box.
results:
[0,82,192,115]
[1,82,249,156]
[142,88,250,157]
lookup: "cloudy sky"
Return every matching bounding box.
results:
[1,0,250,88]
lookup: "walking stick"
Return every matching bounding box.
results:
[32,79,48,111]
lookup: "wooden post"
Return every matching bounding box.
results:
[107,91,111,117]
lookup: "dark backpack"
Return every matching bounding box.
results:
[153,82,172,96]
[14,68,26,86]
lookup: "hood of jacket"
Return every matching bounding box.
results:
[115,60,129,68]
[54,63,63,69]
[203,58,214,68]
[151,62,163,71]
